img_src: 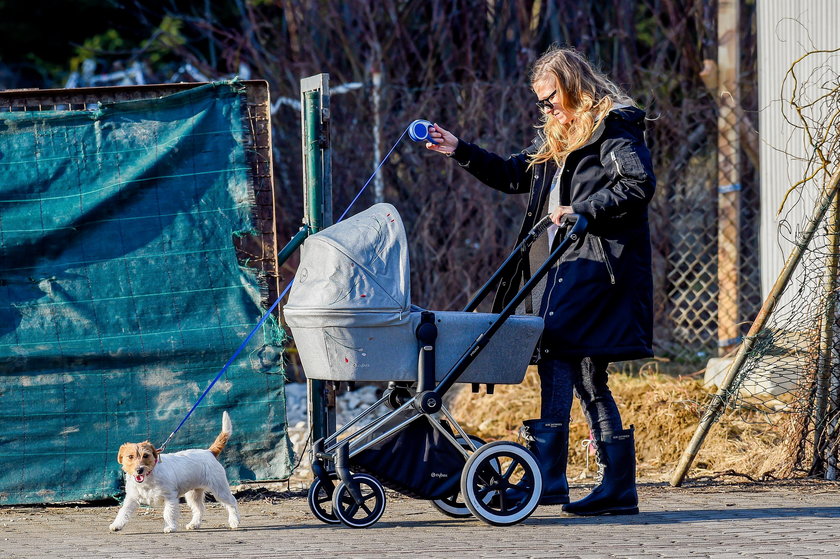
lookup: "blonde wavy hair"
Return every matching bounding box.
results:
[529,46,635,167]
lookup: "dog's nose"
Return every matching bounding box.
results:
[137,466,146,474]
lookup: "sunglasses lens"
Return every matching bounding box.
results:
[536,90,556,112]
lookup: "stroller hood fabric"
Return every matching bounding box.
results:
[285,203,410,327]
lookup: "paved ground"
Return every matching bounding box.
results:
[3,479,839,558]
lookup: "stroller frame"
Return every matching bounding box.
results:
[306,213,589,527]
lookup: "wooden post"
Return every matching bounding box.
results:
[814,193,840,475]
[671,167,840,487]
[716,0,742,356]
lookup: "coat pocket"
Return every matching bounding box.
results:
[594,236,616,285]
[610,147,646,180]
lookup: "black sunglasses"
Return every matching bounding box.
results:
[535,89,557,112]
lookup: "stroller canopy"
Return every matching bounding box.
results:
[285,203,410,327]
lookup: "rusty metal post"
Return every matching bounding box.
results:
[716,0,742,356]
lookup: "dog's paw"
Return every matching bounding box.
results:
[228,521,240,530]
[185,522,200,530]
[163,526,177,533]
[108,523,122,532]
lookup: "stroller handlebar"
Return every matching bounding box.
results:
[558,212,589,238]
[523,213,589,251]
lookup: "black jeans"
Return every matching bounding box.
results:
[537,357,623,438]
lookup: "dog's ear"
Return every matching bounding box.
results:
[137,441,158,461]
[116,444,129,464]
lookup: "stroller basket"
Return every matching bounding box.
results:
[349,412,465,500]
[284,203,543,384]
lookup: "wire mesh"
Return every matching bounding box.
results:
[700,49,840,480]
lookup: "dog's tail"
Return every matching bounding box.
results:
[209,411,232,457]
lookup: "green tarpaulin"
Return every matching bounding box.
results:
[0,82,292,504]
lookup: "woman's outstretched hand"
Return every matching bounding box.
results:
[425,123,458,155]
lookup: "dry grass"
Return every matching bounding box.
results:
[449,365,790,482]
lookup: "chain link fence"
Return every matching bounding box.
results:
[657,0,761,361]
[670,36,840,483]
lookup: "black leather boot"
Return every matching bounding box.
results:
[520,419,569,505]
[562,426,638,515]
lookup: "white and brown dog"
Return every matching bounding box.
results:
[109,411,240,533]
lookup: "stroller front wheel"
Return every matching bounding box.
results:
[307,473,341,524]
[461,441,543,526]
[332,473,387,528]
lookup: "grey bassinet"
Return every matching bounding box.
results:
[283,203,542,384]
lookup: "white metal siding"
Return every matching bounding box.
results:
[757,0,839,300]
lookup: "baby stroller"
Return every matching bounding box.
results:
[284,203,587,527]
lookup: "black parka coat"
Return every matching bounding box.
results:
[450,106,655,361]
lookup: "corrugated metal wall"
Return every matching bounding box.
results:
[757,0,840,299]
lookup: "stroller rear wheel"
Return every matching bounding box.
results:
[430,435,495,518]
[332,473,387,528]
[461,441,542,526]
[307,472,341,524]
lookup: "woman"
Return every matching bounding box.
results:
[426,45,655,516]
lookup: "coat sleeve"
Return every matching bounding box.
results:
[570,118,656,223]
[450,137,536,194]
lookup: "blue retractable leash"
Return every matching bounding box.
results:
[157,119,436,451]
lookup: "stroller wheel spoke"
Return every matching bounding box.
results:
[511,475,534,492]
[343,502,359,515]
[501,460,518,481]
[316,491,332,506]
[475,485,493,499]
[496,487,507,509]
